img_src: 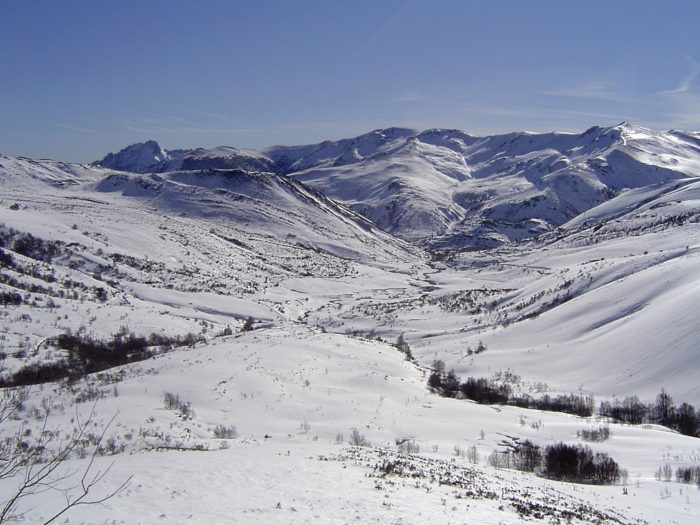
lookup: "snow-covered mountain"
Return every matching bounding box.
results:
[95,140,273,173]
[96,123,700,247]
[273,123,700,247]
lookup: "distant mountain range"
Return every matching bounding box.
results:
[94,123,700,249]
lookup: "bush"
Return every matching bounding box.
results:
[488,438,541,472]
[675,466,700,484]
[542,443,620,484]
[459,377,511,404]
[10,231,61,262]
[395,333,413,361]
[0,248,15,268]
[242,316,255,331]
[0,291,22,306]
[213,424,238,439]
[349,428,369,447]
[163,391,195,420]
[1,362,69,386]
[577,426,611,442]
[396,438,419,455]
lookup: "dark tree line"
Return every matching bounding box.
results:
[0,329,205,387]
[511,393,594,418]
[428,362,593,417]
[599,389,698,437]
[0,228,62,262]
[428,362,698,437]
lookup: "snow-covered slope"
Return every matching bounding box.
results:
[91,168,416,263]
[4,323,699,524]
[2,126,700,524]
[0,153,112,188]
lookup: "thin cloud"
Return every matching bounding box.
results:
[119,114,258,134]
[542,80,621,101]
[344,0,418,68]
[392,92,422,103]
[198,112,246,125]
[658,58,700,95]
[55,123,98,134]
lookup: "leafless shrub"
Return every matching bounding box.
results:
[0,394,131,524]
[213,424,238,439]
[163,391,195,420]
[395,438,419,455]
[577,426,611,442]
[467,445,479,464]
[349,428,369,447]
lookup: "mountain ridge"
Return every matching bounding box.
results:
[93,123,700,248]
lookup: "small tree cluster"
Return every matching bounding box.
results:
[577,426,611,442]
[488,438,542,472]
[428,360,485,399]
[542,443,620,484]
[599,389,698,437]
[655,463,673,482]
[466,340,487,356]
[212,424,238,439]
[460,377,511,404]
[395,438,419,455]
[349,428,369,447]
[599,395,647,424]
[163,392,195,419]
[674,466,700,485]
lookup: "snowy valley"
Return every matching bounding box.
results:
[0,123,699,524]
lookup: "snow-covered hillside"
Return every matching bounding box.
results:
[2,123,700,524]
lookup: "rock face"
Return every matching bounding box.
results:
[96,140,170,173]
[94,142,273,174]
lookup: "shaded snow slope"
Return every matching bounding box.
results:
[0,153,112,188]
[91,168,416,263]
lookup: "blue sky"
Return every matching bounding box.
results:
[1,0,699,162]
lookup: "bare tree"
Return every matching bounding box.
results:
[0,388,131,524]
